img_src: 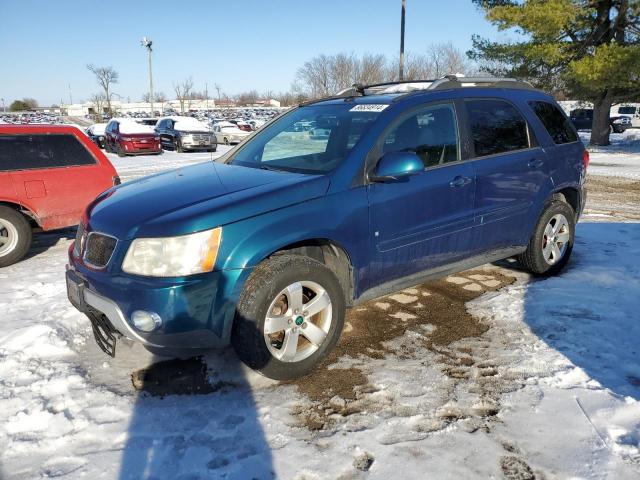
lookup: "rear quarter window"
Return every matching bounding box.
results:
[466,99,530,157]
[0,134,97,171]
[528,101,578,144]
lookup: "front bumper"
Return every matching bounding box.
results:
[180,135,216,149]
[67,246,250,353]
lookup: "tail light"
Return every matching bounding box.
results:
[582,150,590,169]
[113,176,121,186]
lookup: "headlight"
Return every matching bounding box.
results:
[122,227,222,277]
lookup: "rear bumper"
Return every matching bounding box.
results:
[67,247,251,351]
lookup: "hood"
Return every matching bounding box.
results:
[86,162,330,239]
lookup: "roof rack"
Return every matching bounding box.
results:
[335,75,535,97]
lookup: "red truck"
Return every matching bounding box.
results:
[0,125,119,267]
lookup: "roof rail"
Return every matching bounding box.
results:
[334,75,535,97]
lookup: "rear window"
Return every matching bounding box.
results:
[528,101,578,144]
[0,134,97,171]
[466,99,530,157]
[618,106,636,115]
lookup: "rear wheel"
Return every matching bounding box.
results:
[223,137,230,145]
[174,138,184,153]
[232,254,345,380]
[518,200,575,276]
[0,206,32,267]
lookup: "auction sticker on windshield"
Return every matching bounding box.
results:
[349,104,389,112]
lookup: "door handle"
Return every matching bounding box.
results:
[527,159,544,168]
[449,175,472,188]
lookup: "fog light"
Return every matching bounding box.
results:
[131,310,162,332]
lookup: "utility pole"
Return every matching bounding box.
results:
[399,0,406,81]
[205,82,209,110]
[141,37,154,115]
[68,83,73,105]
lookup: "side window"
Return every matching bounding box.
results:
[528,101,578,144]
[0,134,97,171]
[382,103,460,168]
[466,99,530,157]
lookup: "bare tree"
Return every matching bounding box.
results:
[214,83,222,100]
[142,92,168,112]
[236,90,260,106]
[173,77,194,113]
[89,93,106,116]
[87,65,118,114]
[426,42,473,77]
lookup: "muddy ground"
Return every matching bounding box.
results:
[584,175,640,221]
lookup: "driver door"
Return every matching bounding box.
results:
[366,102,476,288]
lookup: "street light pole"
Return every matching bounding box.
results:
[141,37,154,116]
[399,0,406,81]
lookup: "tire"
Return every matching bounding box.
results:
[174,139,184,153]
[517,199,575,276]
[0,206,32,267]
[223,137,230,145]
[116,144,126,157]
[232,254,345,380]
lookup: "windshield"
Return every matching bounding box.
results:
[228,103,384,174]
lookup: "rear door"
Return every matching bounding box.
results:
[0,133,108,230]
[464,98,550,253]
[367,101,476,287]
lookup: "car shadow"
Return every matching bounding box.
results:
[116,349,275,479]
[521,222,640,400]
[22,226,76,262]
[113,295,276,479]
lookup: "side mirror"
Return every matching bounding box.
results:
[370,151,423,182]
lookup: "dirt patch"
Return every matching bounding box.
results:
[500,455,536,480]
[585,175,640,220]
[292,267,517,429]
[131,357,233,396]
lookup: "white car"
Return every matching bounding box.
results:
[212,122,251,145]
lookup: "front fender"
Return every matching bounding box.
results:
[217,187,370,292]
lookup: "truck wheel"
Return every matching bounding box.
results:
[232,254,345,380]
[517,200,575,276]
[174,139,184,153]
[0,206,32,267]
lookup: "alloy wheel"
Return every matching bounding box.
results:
[0,218,19,257]
[263,281,332,362]
[542,213,570,265]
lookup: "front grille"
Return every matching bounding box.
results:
[84,232,117,268]
[192,134,210,142]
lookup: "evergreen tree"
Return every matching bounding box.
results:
[469,0,640,145]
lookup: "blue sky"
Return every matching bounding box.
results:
[0,0,506,106]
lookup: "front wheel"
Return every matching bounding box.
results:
[517,200,575,276]
[0,206,32,267]
[232,254,345,380]
[174,139,184,153]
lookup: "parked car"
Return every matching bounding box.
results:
[104,118,162,157]
[137,118,159,127]
[66,76,586,380]
[0,125,119,267]
[611,104,640,127]
[155,116,217,152]
[569,108,631,133]
[85,123,108,148]
[212,122,251,144]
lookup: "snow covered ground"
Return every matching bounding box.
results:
[1,145,639,479]
[581,130,640,179]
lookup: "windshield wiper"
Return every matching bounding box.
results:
[260,165,287,172]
